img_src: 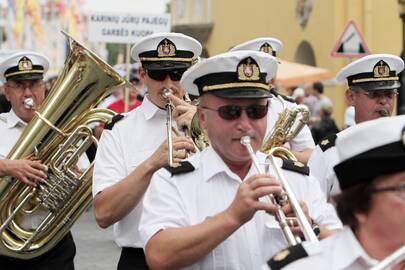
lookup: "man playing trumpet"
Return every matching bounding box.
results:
[92,33,201,269]
[139,50,342,270]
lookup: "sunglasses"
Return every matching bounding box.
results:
[146,69,186,81]
[201,102,269,120]
[358,90,398,99]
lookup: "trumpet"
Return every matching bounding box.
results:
[163,89,181,168]
[240,136,319,246]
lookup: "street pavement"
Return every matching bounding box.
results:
[71,207,121,270]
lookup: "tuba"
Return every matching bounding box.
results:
[261,94,309,160]
[0,32,125,259]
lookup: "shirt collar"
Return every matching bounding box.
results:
[333,227,379,269]
[7,109,27,128]
[141,94,166,120]
[201,147,263,183]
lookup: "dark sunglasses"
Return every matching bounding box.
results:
[201,102,269,120]
[146,69,186,81]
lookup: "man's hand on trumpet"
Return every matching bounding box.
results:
[225,174,282,225]
[169,94,197,131]
[148,136,196,169]
[280,200,312,236]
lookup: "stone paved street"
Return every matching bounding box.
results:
[71,207,121,270]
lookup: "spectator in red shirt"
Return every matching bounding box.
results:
[107,74,143,113]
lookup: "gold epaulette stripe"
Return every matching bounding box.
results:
[352,76,399,84]
[140,57,193,62]
[203,82,270,92]
[5,69,44,78]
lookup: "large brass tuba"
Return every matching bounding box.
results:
[0,32,125,259]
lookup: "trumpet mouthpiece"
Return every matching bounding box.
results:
[240,136,251,146]
[163,89,173,99]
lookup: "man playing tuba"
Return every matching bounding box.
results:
[0,51,76,270]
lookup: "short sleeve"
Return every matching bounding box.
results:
[92,128,126,196]
[139,169,190,246]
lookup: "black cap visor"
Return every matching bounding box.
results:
[7,73,43,82]
[355,80,401,91]
[142,61,191,71]
[210,87,273,99]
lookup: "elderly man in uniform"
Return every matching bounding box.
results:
[139,50,342,270]
[267,115,405,270]
[92,33,201,270]
[0,51,76,269]
[308,54,404,199]
[229,37,315,164]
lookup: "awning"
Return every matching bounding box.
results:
[275,59,333,88]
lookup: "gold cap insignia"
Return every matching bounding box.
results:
[320,139,329,146]
[294,161,304,168]
[373,60,390,78]
[259,42,273,54]
[273,249,290,261]
[18,57,33,71]
[157,38,176,57]
[237,57,260,81]
[402,128,405,146]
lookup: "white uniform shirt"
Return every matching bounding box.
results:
[93,95,170,248]
[0,110,26,159]
[139,147,342,270]
[308,125,356,199]
[282,227,380,270]
[307,144,340,199]
[267,96,315,152]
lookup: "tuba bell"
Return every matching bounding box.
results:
[0,32,125,259]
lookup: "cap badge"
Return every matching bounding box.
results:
[237,57,260,81]
[157,38,176,57]
[273,249,290,261]
[18,57,33,71]
[373,60,390,78]
[259,43,273,54]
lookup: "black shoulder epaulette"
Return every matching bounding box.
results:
[280,94,295,103]
[270,89,296,103]
[267,244,308,270]
[164,161,195,176]
[282,159,310,176]
[318,134,337,152]
[104,114,124,130]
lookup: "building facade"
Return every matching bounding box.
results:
[171,0,403,126]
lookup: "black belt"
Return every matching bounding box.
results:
[118,247,149,270]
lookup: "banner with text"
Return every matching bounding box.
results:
[88,12,171,44]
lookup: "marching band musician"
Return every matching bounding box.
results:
[267,115,405,270]
[308,54,404,200]
[139,50,342,270]
[92,33,201,270]
[229,37,316,164]
[0,51,76,269]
